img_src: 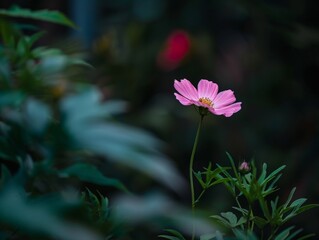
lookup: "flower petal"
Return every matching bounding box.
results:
[174,93,193,106]
[174,79,198,101]
[213,90,236,108]
[198,79,218,100]
[210,102,242,117]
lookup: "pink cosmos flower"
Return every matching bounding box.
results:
[174,79,241,117]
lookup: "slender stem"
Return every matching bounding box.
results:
[190,115,204,240]
[246,202,253,234]
[235,196,243,209]
[235,196,246,230]
[267,226,279,240]
[194,188,206,206]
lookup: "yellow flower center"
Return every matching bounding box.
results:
[199,97,213,106]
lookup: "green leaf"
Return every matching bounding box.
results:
[61,88,128,122]
[85,188,100,206]
[203,166,229,188]
[211,212,243,228]
[220,212,237,227]
[158,236,180,240]
[200,233,217,240]
[297,233,316,240]
[61,88,184,192]
[285,228,303,240]
[271,197,279,217]
[0,6,76,28]
[210,215,231,227]
[263,173,282,196]
[60,163,128,192]
[232,229,258,240]
[253,216,267,228]
[25,31,45,48]
[194,171,206,189]
[82,189,110,222]
[290,198,307,208]
[216,165,237,192]
[0,185,101,240]
[236,216,246,226]
[232,206,248,215]
[200,231,224,240]
[38,54,92,75]
[159,229,186,240]
[274,226,294,240]
[258,163,267,184]
[207,178,230,188]
[225,152,240,180]
[296,204,319,214]
[261,165,286,186]
[16,36,28,56]
[258,197,271,221]
[23,98,51,135]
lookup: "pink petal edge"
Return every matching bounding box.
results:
[213,90,236,108]
[210,102,242,117]
[198,79,218,100]
[174,79,198,101]
[174,93,193,106]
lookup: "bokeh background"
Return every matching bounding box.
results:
[1,0,319,236]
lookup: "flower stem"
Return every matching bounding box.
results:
[190,115,204,240]
[194,188,206,206]
[246,202,255,234]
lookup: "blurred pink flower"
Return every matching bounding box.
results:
[174,79,241,117]
[157,30,190,71]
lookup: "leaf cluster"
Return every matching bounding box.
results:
[195,153,318,240]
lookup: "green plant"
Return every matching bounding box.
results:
[0,6,187,240]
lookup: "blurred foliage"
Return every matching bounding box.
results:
[0,5,75,28]
[0,5,202,240]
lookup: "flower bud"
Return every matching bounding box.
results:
[239,161,250,173]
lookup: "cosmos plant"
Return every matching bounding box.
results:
[174,78,241,239]
[162,78,318,240]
